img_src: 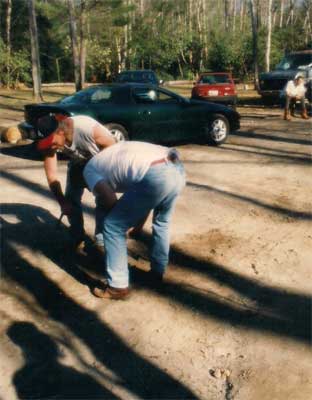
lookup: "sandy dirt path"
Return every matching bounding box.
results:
[1,108,311,399]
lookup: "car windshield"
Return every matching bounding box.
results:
[117,71,157,83]
[59,86,113,104]
[199,74,232,84]
[276,53,312,70]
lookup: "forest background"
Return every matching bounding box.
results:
[0,0,311,98]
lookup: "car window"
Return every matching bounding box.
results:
[157,90,179,103]
[133,88,179,104]
[200,75,232,84]
[90,88,112,103]
[60,87,113,104]
[133,88,157,103]
[276,53,312,70]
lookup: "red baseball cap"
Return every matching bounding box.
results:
[36,115,59,151]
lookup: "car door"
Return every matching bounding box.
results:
[131,87,185,143]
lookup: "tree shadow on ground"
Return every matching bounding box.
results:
[7,322,115,399]
[1,142,69,162]
[1,142,43,161]
[2,202,310,347]
[1,203,197,400]
[224,142,311,158]
[231,130,312,146]
[186,181,312,221]
[129,233,311,345]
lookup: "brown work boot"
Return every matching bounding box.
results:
[92,284,130,300]
[301,110,309,119]
[283,110,291,121]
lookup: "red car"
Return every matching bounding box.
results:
[191,72,237,109]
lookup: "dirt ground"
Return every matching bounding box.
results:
[0,101,311,400]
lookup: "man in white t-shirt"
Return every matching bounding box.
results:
[283,74,309,120]
[36,114,116,251]
[83,141,186,300]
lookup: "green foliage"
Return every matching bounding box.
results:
[206,31,254,80]
[1,0,311,86]
[0,39,31,87]
[86,39,112,81]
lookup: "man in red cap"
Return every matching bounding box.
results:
[37,114,116,251]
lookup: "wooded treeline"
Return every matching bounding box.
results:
[0,0,311,94]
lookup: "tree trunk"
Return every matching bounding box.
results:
[240,0,246,31]
[286,0,295,26]
[5,0,11,51]
[232,0,237,32]
[265,0,273,72]
[68,0,81,91]
[248,0,259,90]
[224,0,230,30]
[5,0,12,87]
[28,0,43,101]
[79,0,87,88]
[279,0,284,27]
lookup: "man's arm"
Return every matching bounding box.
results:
[93,124,117,149]
[44,152,72,215]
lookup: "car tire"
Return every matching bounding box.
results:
[204,114,229,146]
[104,123,129,141]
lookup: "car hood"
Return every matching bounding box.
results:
[259,70,298,80]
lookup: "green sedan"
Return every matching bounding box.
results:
[21,83,240,146]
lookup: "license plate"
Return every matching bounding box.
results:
[208,90,218,96]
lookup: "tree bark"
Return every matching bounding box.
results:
[28,0,43,101]
[79,0,87,88]
[248,0,259,90]
[279,0,284,27]
[5,0,12,87]
[240,0,246,31]
[265,0,273,72]
[5,0,12,50]
[224,0,230,30]
[68,0,81,91]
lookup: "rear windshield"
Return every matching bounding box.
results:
[60,86,114,104]
[198,74,232,84]
[276,53,312,70]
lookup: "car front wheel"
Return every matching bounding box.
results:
[204,114,229,145]
[104,123,129,141]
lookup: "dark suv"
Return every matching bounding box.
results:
[258,50,312,103]
[115,70,163,86]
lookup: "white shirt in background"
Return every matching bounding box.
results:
[284,80,306,98]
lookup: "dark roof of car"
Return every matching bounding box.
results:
[117,69,156,74]
[93,82,159,89]
[289,50,312,54]
[199,72,232,75]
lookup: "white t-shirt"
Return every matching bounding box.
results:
[63,115,112,163]
[84,141,170,192]
[284,80,306,98]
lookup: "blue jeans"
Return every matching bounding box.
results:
[65,162,104,244]
[103,160,185,288]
